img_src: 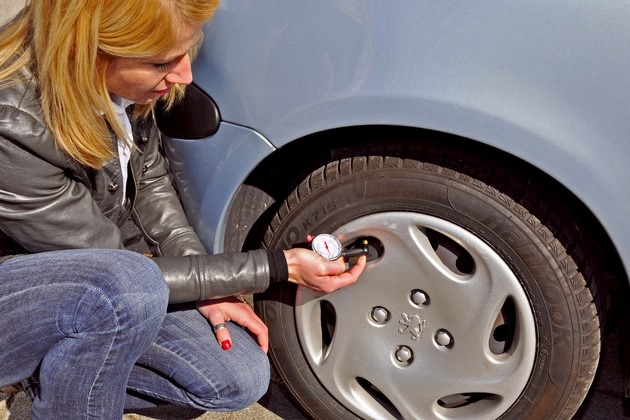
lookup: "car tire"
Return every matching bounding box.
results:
[256,154,600,419]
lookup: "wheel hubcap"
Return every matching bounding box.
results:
[295,212,536,419]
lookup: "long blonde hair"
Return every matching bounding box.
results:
[0,0,218,169]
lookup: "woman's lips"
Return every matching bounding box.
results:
[154,88,170,95]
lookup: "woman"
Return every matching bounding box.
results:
[0,0,366,418]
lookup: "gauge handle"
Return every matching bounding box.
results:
[341,239,369,258]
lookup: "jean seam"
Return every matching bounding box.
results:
[82,285,120,418]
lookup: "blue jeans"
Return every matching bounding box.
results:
[0,249,270,419]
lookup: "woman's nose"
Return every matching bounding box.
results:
[165,54,193,85]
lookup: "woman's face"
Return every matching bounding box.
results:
[105,23,203,104]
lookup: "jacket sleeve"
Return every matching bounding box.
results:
[0,104,126,252]
[131,116,208,257]
[153,249,270,303]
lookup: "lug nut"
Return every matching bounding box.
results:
[435,329,454,347]
[394,346,414,366]
[370,307,390,324]
[410,289,429,306]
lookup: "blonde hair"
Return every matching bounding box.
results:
[0,0,218,169]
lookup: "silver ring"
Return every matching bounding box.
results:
[213,323,228,333]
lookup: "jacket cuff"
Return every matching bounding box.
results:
[267,249,289,284]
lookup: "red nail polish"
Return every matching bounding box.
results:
[221,340,232,350]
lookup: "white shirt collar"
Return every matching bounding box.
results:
[110,94,135,115]
[109,95,134,204]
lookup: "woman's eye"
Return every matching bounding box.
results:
[153,61,174,71]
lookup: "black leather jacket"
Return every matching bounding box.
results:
[0,71,271,303]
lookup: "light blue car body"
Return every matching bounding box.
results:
[162,0,629,282]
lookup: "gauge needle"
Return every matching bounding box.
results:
[325,242,330,252]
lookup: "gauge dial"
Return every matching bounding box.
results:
[311,233,343,260]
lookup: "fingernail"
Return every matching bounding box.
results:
[221,340,232,350]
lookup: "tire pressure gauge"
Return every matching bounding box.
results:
[311,233,344,260]
[310,234,370,260]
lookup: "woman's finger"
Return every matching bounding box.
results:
[213,322,232,350]
[197,297,269,352]
[207,310,233,351]
[228,304,269,353]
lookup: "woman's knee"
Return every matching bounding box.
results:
[81,249,166,294]
[94,250,169,325]
[57,249,169,334]
[4,249,169,320]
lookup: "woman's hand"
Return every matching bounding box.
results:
[283,248,367,294]
[196,296,269,353]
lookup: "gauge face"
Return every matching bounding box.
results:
[311,234,343,260]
